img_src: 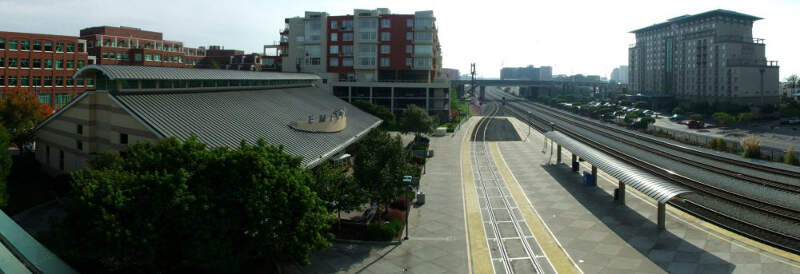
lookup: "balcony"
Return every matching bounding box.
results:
[727,58,778,67]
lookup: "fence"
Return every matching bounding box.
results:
[648,124,799,162]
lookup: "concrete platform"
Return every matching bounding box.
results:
[499,117,800,274]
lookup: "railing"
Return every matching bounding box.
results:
[727,58,778,67]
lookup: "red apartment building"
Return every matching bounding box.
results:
[0,31,95,108]
[80,26,207,68]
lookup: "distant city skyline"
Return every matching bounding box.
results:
[1,0,797,80]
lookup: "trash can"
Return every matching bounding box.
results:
[416,191,426,205]
[428,149,434,158]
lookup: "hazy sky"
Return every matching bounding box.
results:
[1,0,797,79]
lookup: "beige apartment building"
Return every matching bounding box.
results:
[628,9,779,105]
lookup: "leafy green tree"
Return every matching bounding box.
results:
[311,165,366,228]
[737,112,754,123]
[634,101,649,109]
[353,130,411,215]
[637,116,655,128]
[672,107,684,115]
[352,100,396,129]
[0,90,53,148]
[0,125,10,207]
[712,112,735,126]
[44,137,331,273]
[689,113,704,121]
[399,105,435,137]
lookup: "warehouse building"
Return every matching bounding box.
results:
[34,65,381,173]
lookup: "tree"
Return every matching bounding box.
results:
[43,137,331,272]
[786,74,799,89]
[399,105,435,137]
[712,112,735,126]
[672,106,684,115]
[352,100,396,129]
[785,146,799,165]
[690,113,704,121]
[737,112,754,123]
[0,125,10,207]
[0,90,53,148]
[353,130,411,215]
[633,101,649,109]
[637,116,655,128]
[311,165,366,229]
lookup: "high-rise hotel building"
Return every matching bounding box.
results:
[277,9,449,119]
[628,9,779,105]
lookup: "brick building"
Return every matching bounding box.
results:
[79,26,207,68]
[0,31,96,109]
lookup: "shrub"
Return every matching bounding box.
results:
[709,138,726,151]
[740,135,761,158]
[785,146,799,165]
[366,219,403,241]
[689,114,704,121]
[386,208,405,223]
[390,197,410,211]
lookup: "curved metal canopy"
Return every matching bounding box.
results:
[72,65,320,81]
[545,131,692,203]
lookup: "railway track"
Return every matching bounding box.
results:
[471,103,552,274]
[488,91,800,253]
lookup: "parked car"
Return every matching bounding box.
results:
[668,114,686,121]
[688,119,705,129]
[781,118,800,125]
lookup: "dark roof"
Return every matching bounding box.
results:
[631,9,762,33]
[0,210,76,273]
[112,87,381,167]
[74,65,320,81]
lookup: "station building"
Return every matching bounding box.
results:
[34,65,381,174]
[273,8,450,120]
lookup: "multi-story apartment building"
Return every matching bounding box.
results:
[0,31,96,109]
[80,26,207,68]
[610,65,629,84]
[628,9,779,105]
[500,65,552,81]
[278,9,449,119]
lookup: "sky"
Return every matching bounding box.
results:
[1,0,798,80]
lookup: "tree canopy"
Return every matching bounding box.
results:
[712,112,736,126]
[311,164,366,224]
[352,100,396,130]
[353,130,412,214]
[0,125,10,207]
[43,137,331,273]
[399,105,435,136]
[0,90,53,147]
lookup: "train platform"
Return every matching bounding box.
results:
[499,116,800,273]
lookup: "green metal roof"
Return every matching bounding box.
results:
[0,210,76,273]
[631,9,762,33]
[73,65,320,81]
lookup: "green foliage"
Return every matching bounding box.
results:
[366,219,403,241]
[672,107,684,115]
[624,111,643,122]
[449,88,470,121]
[737,112,754,123]
[689,114,704,121]
[740,135,761,159]
[44,137,331,272]
[0,125,10,207]
[760,104,778,114]
[785,146,799,165]
[352,100,397,130]
[709,138,727,151]
[637,116,655,128]
[712,112,735,126]
[311,165,366,218]
[399,105,435,136]
[0,90,53,147]
[633,101,649,109]
[353,130,412,215]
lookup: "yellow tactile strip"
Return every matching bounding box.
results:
[489,142,582,274]
[460,117,493,273]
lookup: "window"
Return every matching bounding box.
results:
[7,76,16,86]
[343,33,353,41]
[145,54,152,61]
[20,40,30,50]
[414,32,433,41]
[330,33,338,41]
[56,43,64,52]
[34,41,43,51]
[343,20,353,30]
[66,77,73,86]
[33,59,41,68]
[358,31,377,40]
[135,54,142,61]
[87,78,94,86]
[20,76,29,86]
[406,32,413,40]
[55,60,64,69]
[295,36,305,42]
[0,75,3,86]
[0,39,4,49]
[66,60,74,69]
[342,45,353,56]
[55,94,71,108]
[76,78,84,86]
[329,57,339,67]
[44,42,52,51]
[20,58,29,68]
[116,53,122,59]
[358,57,376,66]
[330,21,338,29]
[66,43,74,52]
[56,77,64,86]
[8,40,18,50]
[342,58,353,67]
[381,32,391,41]
[120,133,128,145]
[407,19,414,27]
[329,45,339,54]
[45,59,52,68]
[406,58,413,66]
[8,58,16,68]
[380,57,390,67]
[381,19,391,28]
[154,55,161,61]
[406,45,413,54]
[33,76,41,86]
[380,45,390,54]
[77,60,85,68]
[76,140,82,151]
[0,58,3,67]
[414,45,433,55]
[44,76,52,86]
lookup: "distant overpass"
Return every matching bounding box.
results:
[450,79,613,100]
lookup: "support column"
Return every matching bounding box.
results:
[556,145,562,164]
[348,86,352,103]
[390,87,395,112]
[426,88,430,112]
[657,202,666,230]
[616,181,626,204]
[369,87,373,103]
[591,165,597,185]
[571,154,578,172]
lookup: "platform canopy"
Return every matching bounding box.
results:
[544,131,692,203]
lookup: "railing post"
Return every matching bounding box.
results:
[617,181,626,204]
[556,145,561,164]
[657,202,666,230]
[591,165,597,185]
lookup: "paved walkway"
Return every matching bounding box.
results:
[499,117,800,274]
[284,118,477,273]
